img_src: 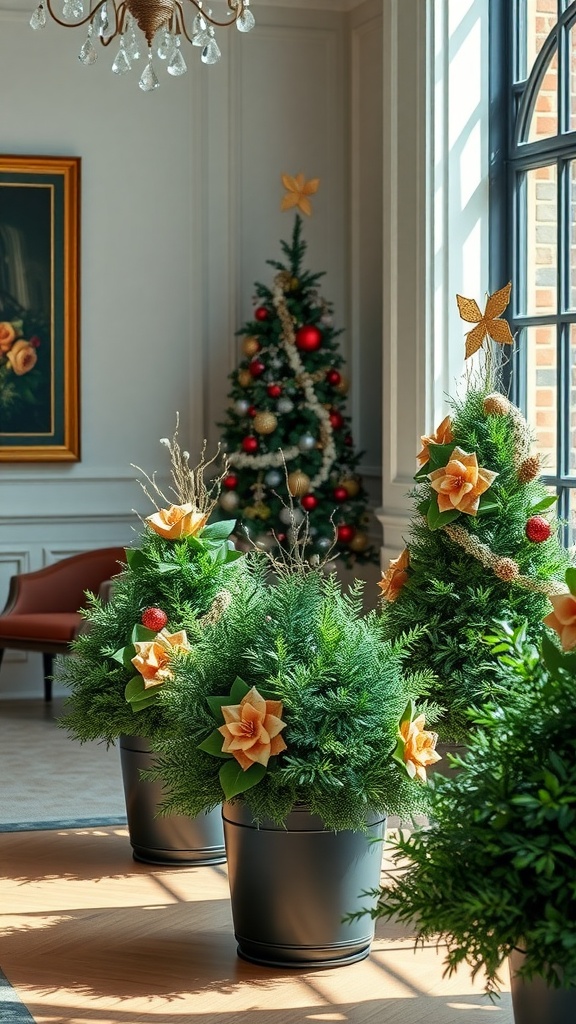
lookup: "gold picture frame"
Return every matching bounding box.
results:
[0,154,80,462]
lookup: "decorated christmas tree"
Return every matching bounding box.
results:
[377,283,572,742]
[216,174,377,568]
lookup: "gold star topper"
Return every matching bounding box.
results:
[456,282,514,359]
[280,173,320,217]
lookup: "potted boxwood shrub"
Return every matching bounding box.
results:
[149,538,441,967]
[349,605,576,1022]
[58,425,247,865]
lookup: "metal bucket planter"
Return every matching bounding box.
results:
[509,950,576,1024]
[119,735,225,866]
[222,801,386,968]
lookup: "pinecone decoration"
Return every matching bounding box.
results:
[518,454,541,484]
[483,393,511,416]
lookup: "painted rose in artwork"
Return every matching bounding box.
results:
[219,686,287,771]
[146,502,208,540]
[428,447,497,516]
[543,592,576,652]
[0,321,18,353]
[6,340,38,376]
[131,628,191,687]
[378,548,410,603]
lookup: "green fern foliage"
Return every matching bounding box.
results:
[151,563,440,832]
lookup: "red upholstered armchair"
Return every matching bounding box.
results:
[0,547,125,700]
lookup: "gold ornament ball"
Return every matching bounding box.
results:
[253,411,278,435]
[335,374,349,395]
[349,531,369,552]
[341,478,360,498]
[238,369,252,388]
[290,277,299,290]
[243,336,261,357]
[287,470,311,498]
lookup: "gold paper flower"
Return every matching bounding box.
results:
[218,685,287,771]
[280,173,320,217]
[456,282,514,359]
[416,415,454,467]
[400,714,441,783]
[428,447,498,516]
[543,593,576,652]
[145,503,208,540]
[378,548,410,603]
[6,339,37,376]
[131,628,191,687]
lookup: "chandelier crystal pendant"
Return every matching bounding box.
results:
[29,0,255,91]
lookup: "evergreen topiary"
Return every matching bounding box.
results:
[58,424,247,745]
[148,528,442,833]
[377,284,571,741]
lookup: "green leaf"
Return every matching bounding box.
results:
[426,494,461,531]
[427,442,457,469]
[124,675,146,701]
[530,495,558,514]
[130,624,157,643]
[565,567,576,596]
[129,694,160,712]
[230,676,251,702]
[201,520,236,541]
[219,759,266,799]
[207,694,234,720]
[125,548,149,571]
[414,462,431,482]
[155,561,180,574]
[477,494,500,514]
[198,728,229,758]
[113,644,137,670]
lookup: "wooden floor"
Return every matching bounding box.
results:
[0,825,513,1024]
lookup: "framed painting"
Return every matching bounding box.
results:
[0,154,80,462]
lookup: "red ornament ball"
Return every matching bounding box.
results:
[248,405,257,417]
[326,369,341,386]
[242,435,259,453]
[525,515,552,542]
[254,306,269,322]
[344,434,353,446]
[301,494,318,512]
[223,474,239,490]
[276,533,287,543]
[267,384,282,399]
[249,359,265,377]
[337,524,356,545]
[141,607,168,632]
[295,325,323,351]
[333,486,348,502]
[329,410,344,430]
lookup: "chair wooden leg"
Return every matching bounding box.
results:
[42,653,54,702]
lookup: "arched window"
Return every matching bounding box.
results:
[491,0,576,545]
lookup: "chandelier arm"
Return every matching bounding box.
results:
[186,0,245,29]
[43,0,108,31]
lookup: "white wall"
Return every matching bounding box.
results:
[0,0,385,696]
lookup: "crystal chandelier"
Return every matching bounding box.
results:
[30,0,255,91]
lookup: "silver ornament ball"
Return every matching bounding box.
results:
[298,433,316,452]
[234,399,250,416]
[277,398,294,414]
[264,469,282,487]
